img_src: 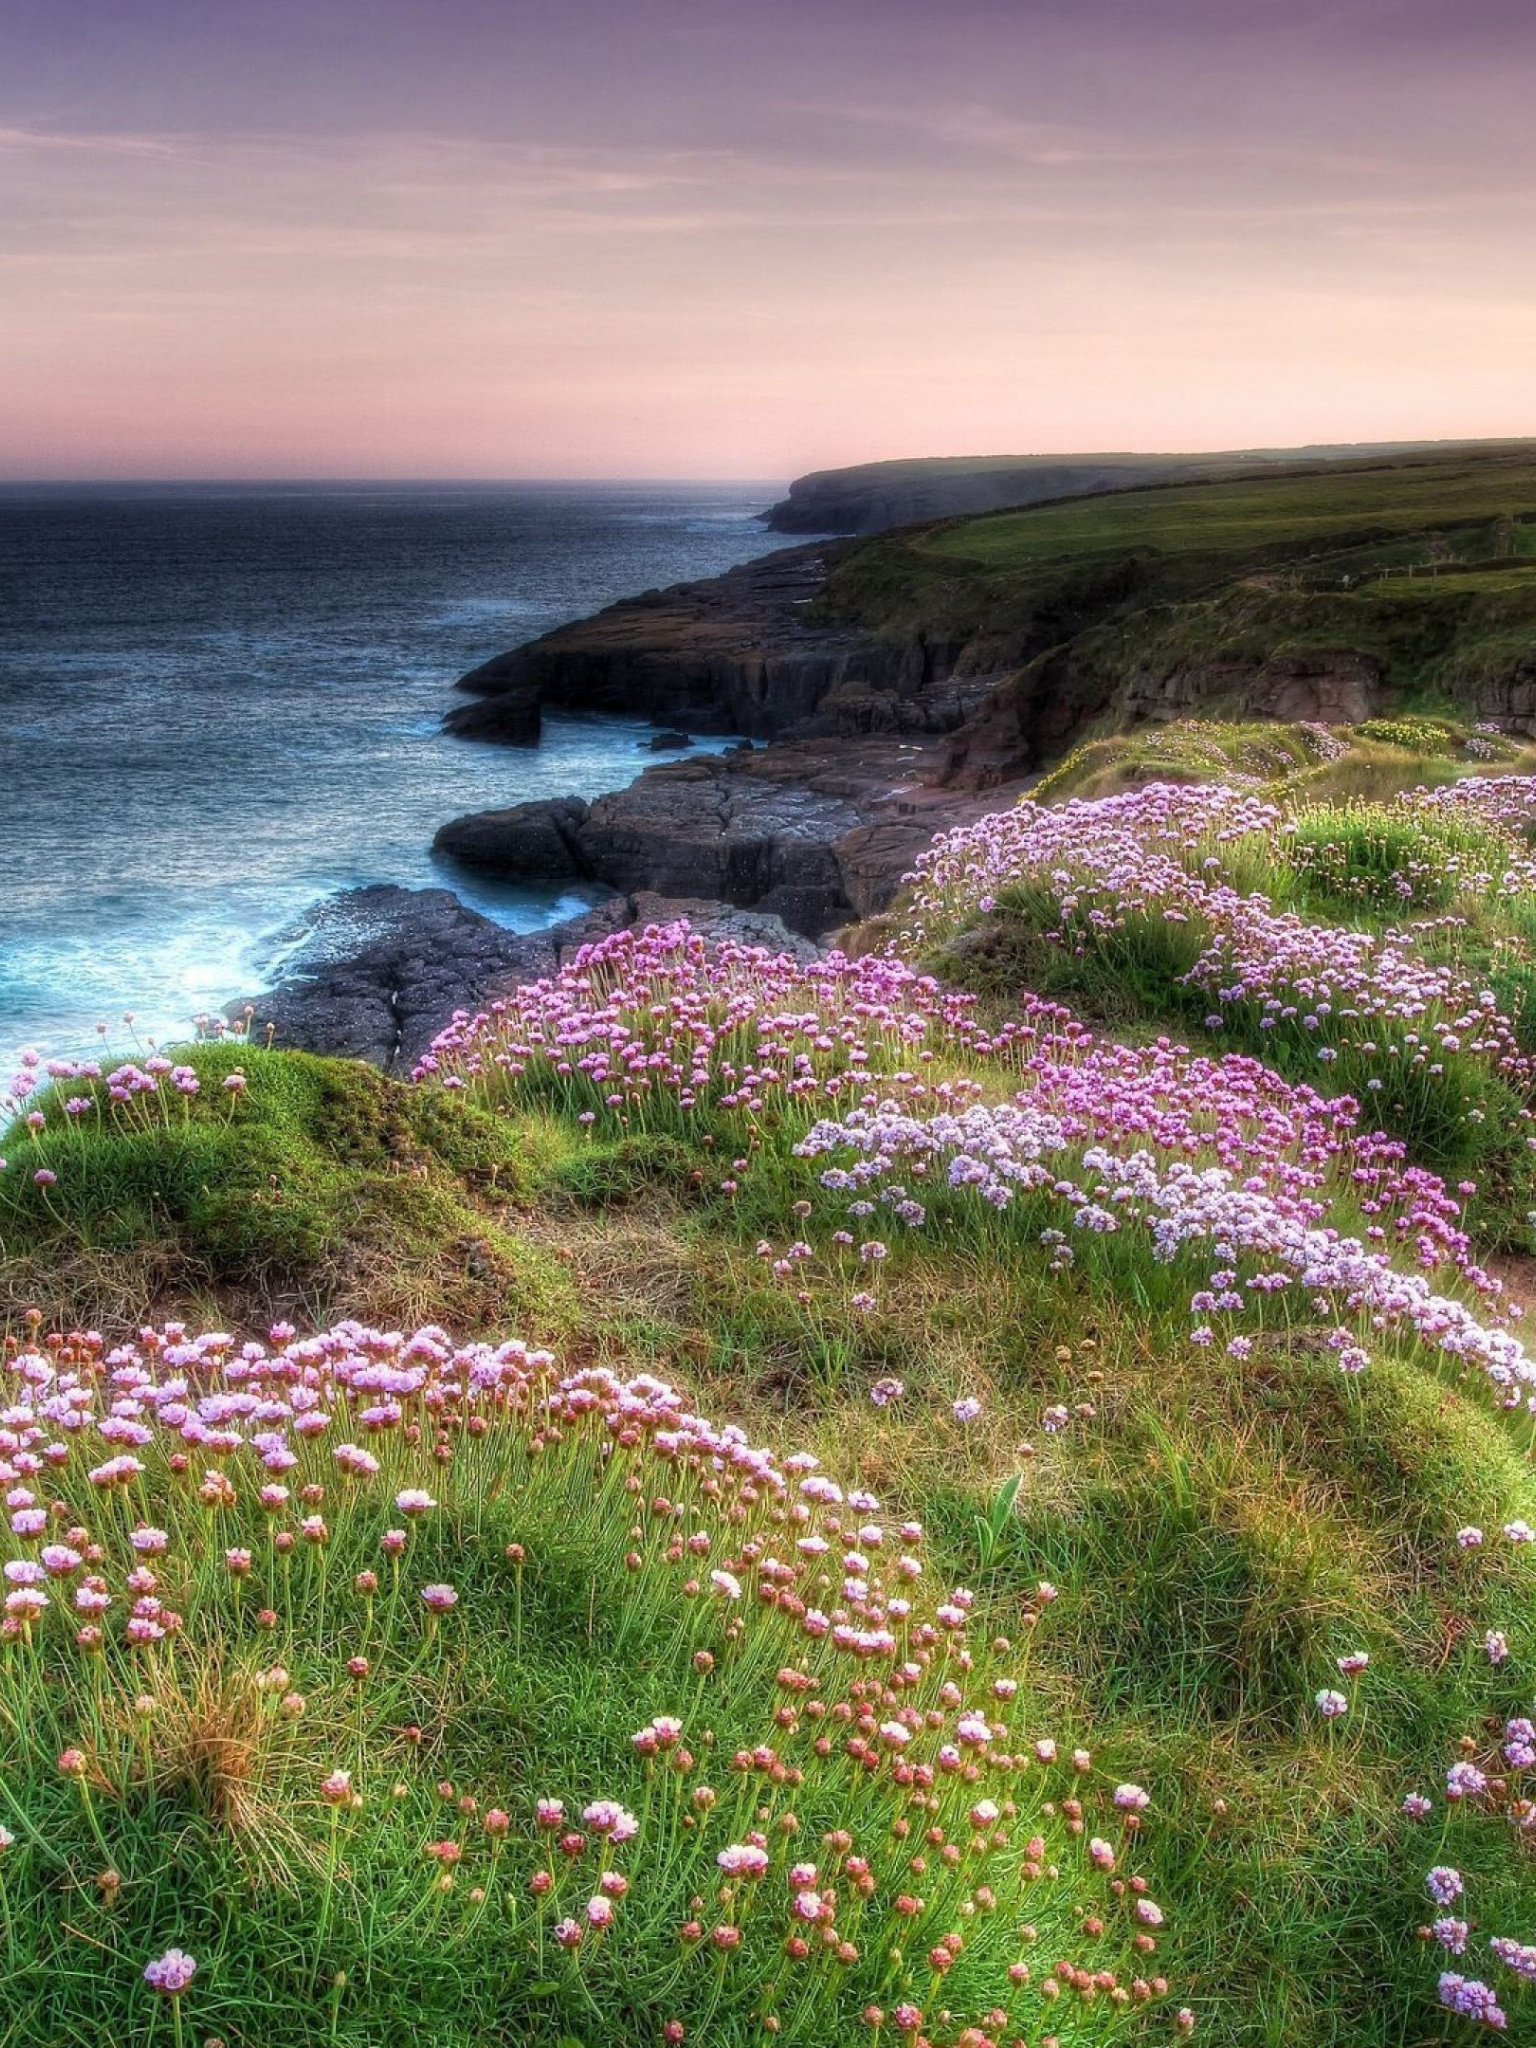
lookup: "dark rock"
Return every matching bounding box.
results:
[645,730,693,752]
[237,884,825,1068]
[1121,651,1384,728]
[235,885,627,1071]
[442,659,542,744]
[433,796,591,879]
[445,543,957,746]
[433,737,1032,940]
[625,893,822,964]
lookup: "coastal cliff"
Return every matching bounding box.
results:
[427,448,1536,958]
[251,449,1536,1056]
[760,439,1536,535]
[444,544,984,748]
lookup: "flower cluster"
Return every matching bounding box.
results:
[3,1046,247,1196]
[0,1319,1178,2043]
[1404,1705,1536,2034]
[895,781,1536,1174]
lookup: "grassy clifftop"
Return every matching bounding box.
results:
[816,449,1536,746]
[6,724,1536,2045]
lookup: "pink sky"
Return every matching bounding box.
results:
[3,0,1534,478]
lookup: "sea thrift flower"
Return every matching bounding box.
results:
[1438,1973,1507,2028]
[1489,1937,1536,1981]
[583,1801,639,1845]
[1427,1867,1465,1907]
[143,1949,197,1996]
[1315,1690,1349,1720]
[1447,1761,1488,1802]
[420,1584,458,1612]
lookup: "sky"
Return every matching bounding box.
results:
[3,0,1535,479]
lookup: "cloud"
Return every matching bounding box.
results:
[0,123,183,159]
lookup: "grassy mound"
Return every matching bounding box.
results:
[0,1046,575,1336]
[1,1326,1163,2048]
[9,758,1536,2044]
[1028,716,1535,809]
[907,773,1536,1232]
[812,448,1536,766]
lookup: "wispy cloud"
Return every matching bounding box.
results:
[0,123,184,160]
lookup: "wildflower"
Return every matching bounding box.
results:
[320,1769,354,1806]
[952,1397,983,1424]
[1438,1973,1507,2028]
[717,1843,770,1879]
[420,1584,458,1612]
[1402,1793,1432,1819]
[1489,1936,1536,1981]
[1433,1918,1470,1955]
[1427,1867,1465,1907]
[1335,1651,1369,1676]
[1115,1784,1151,1812]
[869,1377,905,1408]
[1457,1527,1485,1549]
[1485,1630,1510,1665]
[143,1949,197,1996]
[582,1800,639,1844]
[395,1489,437,1516]
[1314,1690,1349,1720]
[1447,1762,1488,1802]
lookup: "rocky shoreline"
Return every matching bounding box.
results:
[441,542,986,747]
[239,883,822,1072]
[241,535,1046,1062]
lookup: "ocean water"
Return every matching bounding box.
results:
[0,481,784,1071]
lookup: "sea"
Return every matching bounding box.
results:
[0,480,789,1073]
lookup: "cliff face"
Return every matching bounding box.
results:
[446,544,991,748]
[761,440,1533,536]
[436,450,1536,948]
[433,736,1024,939]
[762,456,1221,535]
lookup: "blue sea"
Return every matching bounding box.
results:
[0,481,785,1071]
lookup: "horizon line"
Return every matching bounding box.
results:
[4,434,1535,491]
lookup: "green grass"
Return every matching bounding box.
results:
[9,710,1536,2045]
[0,1045,577,1336]
[812,449,1536,766]
[4,1036,1536,2044]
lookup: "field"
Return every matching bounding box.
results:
[817,449,1536,732]
[5,719,1536,2045]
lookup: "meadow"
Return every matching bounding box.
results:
[4,717,1536,2045]
[816,448,1536,727]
